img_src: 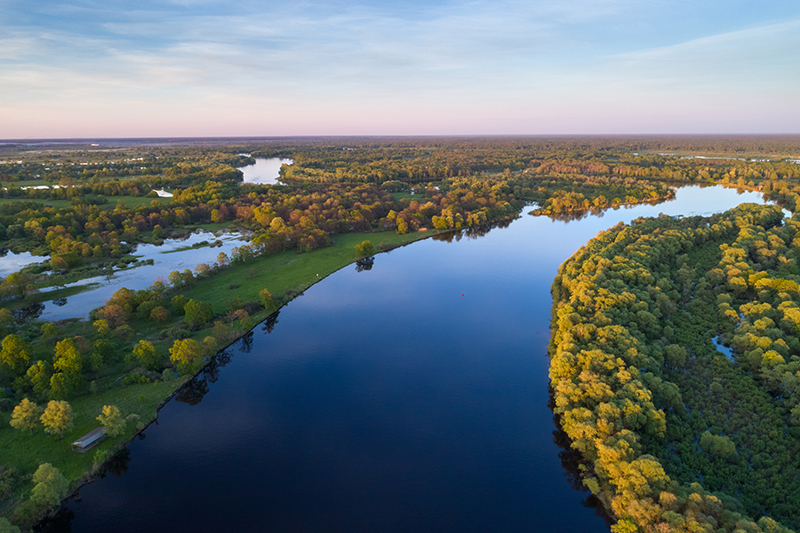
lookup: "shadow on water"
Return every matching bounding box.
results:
[430,216,518,243]
[261,310,280,334]
[35,450,132,533]
[13,302,44,324]
[355,257,374,272]
[528,196,679,223]
[173,325,257,407]
[548,387,615,528]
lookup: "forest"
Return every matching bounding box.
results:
[551,203,800,532]
[0,135,799,531]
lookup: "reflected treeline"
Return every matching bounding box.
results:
[548,386,614,528]
[13,302,44,324]
[262,310,280,334]
[174,347,234,406]
[39,308,281,532]
[174,311,277,406]
[430,216,518,243]
[529,196,676,223]
[33,508,73,533]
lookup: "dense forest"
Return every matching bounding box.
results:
[551,204,800,532]
[0,136,799,531]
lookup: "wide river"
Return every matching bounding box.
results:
[42,186,773,532]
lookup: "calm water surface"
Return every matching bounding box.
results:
[45,187,771,532]
[240,158,294,185]
[39,231,247,321]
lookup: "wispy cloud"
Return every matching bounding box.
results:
[1,0,798,136]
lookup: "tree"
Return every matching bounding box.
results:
[259,289,274,309]
[0,517,21,533]
[96,405,125,437]
[29,463,68,508]
[53,338,82,375]
[150,306,170,322]
[354,240,374,259]
[1,334,31,373]
[184,299,213,328]
[171,294,188,315]
[10,399,42,435]
[40,400,73,438]
[396,217,408,234]
[132,340,161,370]
[40,323,59,341]
[27,360,51,396]
[169,338,203,374]
[1,272,37,300]
[0,308,12,329]
[98,303,126,329]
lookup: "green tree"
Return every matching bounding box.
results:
[0,517,21,533]
[354,240,374,259]
[29,463,68,508]
[169,338,203,374]
[1,334,31,373]
[27,360,51,396]
[53,338,82,375]
[96,405,125,437]
[171,294,188,315]
[1,272,37,300]
[40,400,73,438]
[184,299,213,328]
[49,373,69,399]
[131,340,161,371]
[9,398,42,435]
[40,323,59,341]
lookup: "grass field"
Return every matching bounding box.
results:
[182,229,435,315]
[0,378,187,517]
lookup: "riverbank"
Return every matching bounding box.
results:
[0,226,443,529]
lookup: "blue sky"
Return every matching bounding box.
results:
[1,0,799,138]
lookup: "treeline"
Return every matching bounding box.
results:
[521,175,675,216]
[0,150,253,184]
[550,204,798,532]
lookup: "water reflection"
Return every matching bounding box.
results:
[549,389,615,528]
[261,311,279,334]
[239,158,293,185]
[430,216,517,244]
[13,302,44,324]
[355,257,374,272]
[174,375,209,406]
[103,449,132,478]
[174,346,237,406]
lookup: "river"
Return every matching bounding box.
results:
[41,186,772,532]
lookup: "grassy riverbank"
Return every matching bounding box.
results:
[183,229,432,315]
[0,226,437,528]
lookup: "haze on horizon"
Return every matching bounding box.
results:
[1,0,799,139]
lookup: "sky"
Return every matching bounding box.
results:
[1,0,799,138]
